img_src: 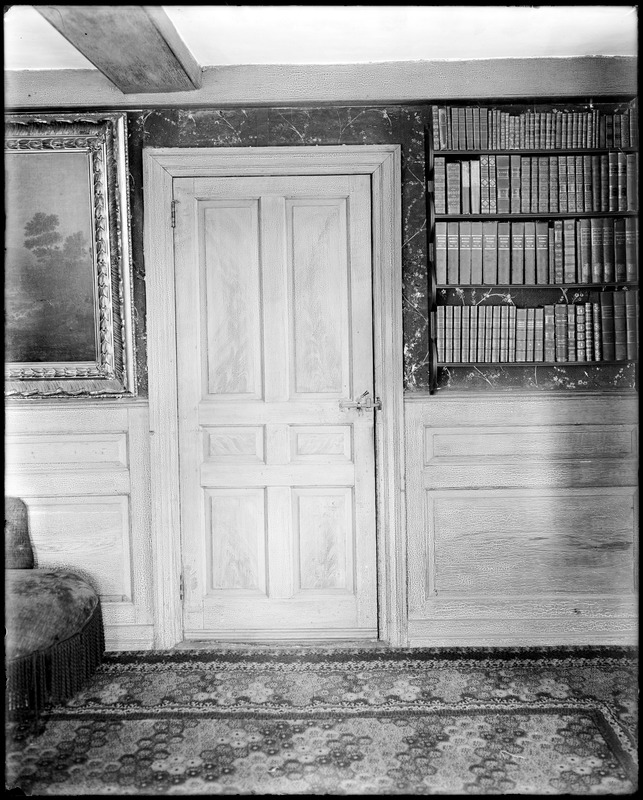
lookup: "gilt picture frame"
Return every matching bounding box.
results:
[5,112,136,397]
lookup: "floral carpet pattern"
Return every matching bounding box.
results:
[5,646,637,795]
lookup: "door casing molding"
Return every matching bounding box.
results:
[143,145,407,647]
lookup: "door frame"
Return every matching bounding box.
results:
[143,145,407,648]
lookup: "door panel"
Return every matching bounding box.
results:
[174,174,377,640]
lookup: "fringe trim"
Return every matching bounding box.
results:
[6,600,105,717]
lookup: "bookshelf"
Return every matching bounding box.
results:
[427,99,639,393]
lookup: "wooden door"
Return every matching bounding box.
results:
[173,174,378,640]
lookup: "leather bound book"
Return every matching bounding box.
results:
[612,290,627,361]
[575,304,586,362]
[488,155,497,213]
[554,304,568,362]
[608,152,619,212]
[470,159,481,214]
[599,292,615,361]
[523,222,537,285]
[557,157,568,213]
[613,218,627,283]
[563,219,577,283]
[480,155,490,214]
[530,156,539,213]
[438,106,449,150]
[591,155,601,212]
[617,152,628,212]
[446,161,461,214]
[461,305,470,363]
[583,155,593,211]
[484,304,493,362]
[584,302,594,361]
[575,155,584,213]
[566,156,576,213]
[435,221,448,284]
[500,305,509,362]
[592,300,602,361]
[436,306,445,361]
[625,290,638,360]
[590,218,604,284]
[521,157,531,214]
[482,221,498,285]
[444,305,453,362]
[553,220,565,284]
[459,221,472,285]
[433,156,446,215]
[602,218,615,283]
[566,305,577,362]
[577,218,592,284]
[548,156,559,212]
[447,221,460,284]
[600,155,609,212]
[510,156,522,214]
[508,305,517,362]
[490,306,501,362]
[515,307,528,362]
[538,157,549,213]
[624,218,638,282]
[461,160,471,215]
[473,107,481,150]
[543,304,556,362]
[511,221,525,284]
[496,155,511,214]
[477,305,487,362]
[431,106,441,151]
[497,222,511,284]
[452,305,462,363]
[535,221,549,284]
[626,153,638,212]
[534,306,545,362]
[465,107,475,150]
[470,222,484,284]
[469,305,478,362]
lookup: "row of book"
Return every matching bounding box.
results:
[434,292,638,364]
[430,103,638,151]
[434,218,638,285]
[433,153,639,215]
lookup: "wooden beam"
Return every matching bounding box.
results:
[4,57,636,110]
[32,5,202,93]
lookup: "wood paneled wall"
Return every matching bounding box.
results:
[5,401,154,650]
[405,391,638,646]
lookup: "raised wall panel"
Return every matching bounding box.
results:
[4,401,155,650]
[405,392,638,647]
[205,426,265,463]
[293,488,353,592]
[290,425,352,462]
[203,202,263,399]
[25,496,133,602]
[206,488,267,593]
[289,200,349,396]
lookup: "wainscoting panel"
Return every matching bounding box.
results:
[5,401,154,650]
[405,392,638,646]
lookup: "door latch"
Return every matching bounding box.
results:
[339,390,382,415]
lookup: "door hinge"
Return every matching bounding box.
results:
[170,199,178,228]
[179,573,184,601]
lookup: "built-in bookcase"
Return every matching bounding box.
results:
[427,98,639,393]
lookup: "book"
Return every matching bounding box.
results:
[602,218,615,283]
[508,306,516,362]
[470,222,484,284]
[566,156,576,213]
[543,304,556,362]
[599,292,615,360]
[612,291,627,360]
[592,300,602,361]
[591,155,601,211]
[437,107,448,149]
[554,304,568,361]
[477,305,486,362]
[590,218,604,284]
[465,107,474,149]
[459,221,472,285]
[535,221,549,284]
[452,305,462,362]
[470,159,481,214]
[450,107,459,151]
[497,222,511,284]
[482,221,498,284]
[534,307,544,361]
[624,291,638,360]
[433,157,446,214]
[608,151,619,212]
[521,157,531,213]
[435,306,445,361]
[613,218,627,283]
[624,218,638,282]
[446,161,461,214]
[435,222,448,284]
[480,155,490,214]
[431,106,441,150]
[577,218,592,284]
[584,302,594,361]
[444,305,453,362]
[563,219,576,283]
[480,108,488,149]
[515,308,527,362]
[567,305,577,361]
[472,107,481,150]
[461,305,470,362]
[458,108,466,149]
[511,222,525,284]
[469,305,478,361]
[548,155,559,212]
[617,152,628,212]
[538,157,549,212]
[548,225,555,283]
[626,153,638,211]
[461,160,471,215]
[510,155,521,213]
[575,304,586,361]
[575,155,584,213]
[524,221,536,284]
[525,308,535,362]
[490,306,501,362]
[484,304,493,362]
[583,155,593,211]
[530,156,539,213]
[558,157,568,213]
[600,154,609,211]
[488,155,497,213]
[496,155,510,213]
[500,305,509,362]
[553,220,564,284]
[447,221,460,284]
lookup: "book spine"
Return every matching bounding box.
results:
[508,305,516,362]
[566,156,576,213]
[613,218,627,283]
[490,306,501,362]
[553,220,564,284]
[549,155,559,212]
[554,304,568,361]
[575,154,584,213]
[459,221,472,285]
[584,302,594,362]
[590,218,604,284]
[500,305,509,362]
[488,155,497,213]
[470,222,483,284]
[625,290,638,360]
[435,222,448,284]
[535,221,549,284]
[599,292,615,360]
[591,155,601,212]
[543,304,556,362]
[469,305,478,361]
[520,156,531,213]
[497,222,511,284]
[534,307,544,361]
[624,218,638,282]
[583,155,593,211]
[431,106,441,151]
[608,151,619,212]
[470,159,481,214]
[602,218,615,283]
[626,153,638,211]
[525,308,535,362]
[566,305,576,362]
[480,107,489,150]
[465,107,474,150]
[446,161,461,214]
[612,291,627,360]
[461,160,471,215]
[524,221,536,285]
[447,221,460,284]
[484,304,493,362]
[473,107,481,150]
[511,221,525,285]
[436,306,445,361]
[461,305,470,363]
[510,155,521,214]
[592,300,602,360]
[617,152,628,212]
[444,305,453,362]
[538,157,549,212]
[558,156,568,213]
[563,219,577,283]
[600,154,609,211]
[515,308,527,362]
[452,305,462,363]
[530,156,539,213]
[575,304,586,361]
[482,221,498,284]
[496,154,510,214]
[433,157,446,215]
[438,107,448,150]
[477,305,486,362]
[578,218,592,284]
[480,155,490,214]
[458,108,466,149]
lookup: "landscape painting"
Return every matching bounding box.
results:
[4,113,136,397]
[5,150,97,364]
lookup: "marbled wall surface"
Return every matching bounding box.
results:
[125,106,636,396]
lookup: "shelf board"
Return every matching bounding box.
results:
[433,211,638,220]
[435,283,639,289]
[432,148,639,156]
[437,361,636,366]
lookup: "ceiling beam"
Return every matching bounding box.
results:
[32,5,202,93]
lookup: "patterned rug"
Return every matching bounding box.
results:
[5,646,638,795]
